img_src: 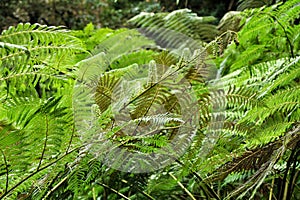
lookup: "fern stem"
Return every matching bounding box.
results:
[0,29,64,40]
[0,149,9,194]
[119,61,188,112]
[37,115,49,171]
[278,141,297,199]
[267,13,295,58]
[96,182,130,200]
[0,72,67,81]
[133,84,160,135]
[121,179,155,200]
[283,180,289,200]
[66,114,76,153]
[286,144,300,200]
[176,159,221,200]
[92,187,96,200]
[42,175,69,200]
[268,177,274,200]
[169,172,197,200]
[288,170,299,200]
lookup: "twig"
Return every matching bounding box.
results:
[169,172,196,200]
[96,182,130,200]
[37,115,49,171]
[42,176,69,200]
[0,149,9,193]
[121,179,155,200]
[175,159,221,200]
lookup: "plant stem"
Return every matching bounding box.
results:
[169,172,197,200]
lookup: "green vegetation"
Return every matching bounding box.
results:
[0,0,299,199]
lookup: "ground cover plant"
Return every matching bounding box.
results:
[0,0,299,199]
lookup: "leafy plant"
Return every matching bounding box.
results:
[0,23,83,199]
[0,0,299,199]
[129,8,219,44]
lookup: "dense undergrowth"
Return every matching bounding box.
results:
[0,1,299,199]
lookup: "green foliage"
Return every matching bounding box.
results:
[0,1,300,199]
[223,1,300,74]
[0,23,83,199]
[129,8,218,45]
[237,0,276,11]
[205,1,300,199]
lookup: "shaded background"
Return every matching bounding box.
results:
[0,0,238,31]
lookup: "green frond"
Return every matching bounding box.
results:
[0,23,82,199]
[210,86,257,110]
[258,57,300,97]
[221,0,300,75]
[237,0,273,11]
[221,170,254,188]
[207,132,281,182]
[0,96,76,198]
[95,73,121,113]
[153,50,178,67]
[0,23,83,99]
[92,29,155,56]
[1,2,300,198]
[224,131,300,200]
[74,29,157,82]
[129,9,218,49]
[276,0,300,23]
[110,50,157,70]
[0,23,82,67]
[217,11,244,33]
[0,120,20,149]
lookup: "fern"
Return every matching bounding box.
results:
[1,1,300,198]
[198,1,300,199]
[129,9,218,52]
[237,0,276,11]
[222,0,300,75]
[0,23,83,199]
[140,1,300,199]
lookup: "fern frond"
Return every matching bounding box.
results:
[110,50,157,70]
[206,124,300,183]
[92,29,155,56]
[225,128,300,200]
[237,0,272,11]
[129,9,218,50]
[221,0,300,75]
[221,170,254,188]
[0,23,83,100]
[95,73,121,113]
[217,11,244,33]
[0,23,82,68]
[0,23,82,199]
